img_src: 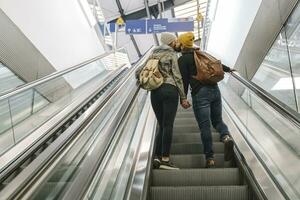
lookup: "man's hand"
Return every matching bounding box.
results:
[181,99,191,109]
[229,68,237,73]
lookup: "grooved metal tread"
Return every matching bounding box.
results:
[176,112,195,118]
[152,168,240,186]
[150,185,248,200]
[174,118,197,125]
[173,125,218,134]
[172,133,220,143]
[170,142,224,154]
[170,154,233,168]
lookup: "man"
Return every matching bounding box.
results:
[178,32,234,168]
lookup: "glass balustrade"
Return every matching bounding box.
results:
[0,49,130,155]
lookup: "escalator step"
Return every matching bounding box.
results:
[173,125,217,134]
[172,133,219,143]
[170,154,233,168]
[176,112,195,118]
[174,118,197,126]
[152,168,240,186]
[150,185,248,200]
[170,142,224,154]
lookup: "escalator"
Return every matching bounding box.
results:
[150,105,248,200]
[0,47,153,200]
[0,47,299,200]
[0,48,132,195]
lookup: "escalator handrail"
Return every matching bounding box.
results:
[229,72,300,129]
[0,48,126,101]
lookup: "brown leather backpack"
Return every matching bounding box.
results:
[193,49,224,84]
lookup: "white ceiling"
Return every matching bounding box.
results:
[97,0,190,21]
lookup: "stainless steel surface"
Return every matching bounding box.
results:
[222,103,286,200]
[62,48,153,200]
[85,91,149,200]
[125,96,156,200]
[62,73,141,200]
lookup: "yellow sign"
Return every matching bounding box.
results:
[196,13,204,22]
[116,17,125,25]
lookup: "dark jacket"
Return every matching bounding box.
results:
[178,48,231,96]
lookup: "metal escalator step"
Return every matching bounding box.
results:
[172,133,219,143]
[176,112,195,118]
[174,125,199,133]
[174,118,197,126]
[173,125,217,134]
[176,109,194,114]
[152,168,240,186]
[170,154,233,168]
[150,185,248,200]
[170,142,224,154]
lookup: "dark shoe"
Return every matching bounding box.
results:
[159,160,179,170]
[222,135,234,161]
[153,158,161,169]
[206,159,215,168]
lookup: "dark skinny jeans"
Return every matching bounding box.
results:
[151,83,179,158]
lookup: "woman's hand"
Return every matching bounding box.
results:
[181,99,191,109]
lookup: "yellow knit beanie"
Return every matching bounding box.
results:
[178,32,195,48]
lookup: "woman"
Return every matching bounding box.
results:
[178,32,234,168]
[151,32,190,170]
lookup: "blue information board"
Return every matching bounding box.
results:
[126,20,146,34]
[167,18,194,32]
[110,18,194,34]
[147,19,168,33]
[109,23,115,33]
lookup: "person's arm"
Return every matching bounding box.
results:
[178,56,190,96]
[171,54,187,101]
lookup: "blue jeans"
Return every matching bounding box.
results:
[192,85,229,159]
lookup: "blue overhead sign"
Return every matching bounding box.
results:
[126,20,146,34]
[110,18,194,34]
[109,23,115,33]
[167,18,194,32]
[147,19,168,33]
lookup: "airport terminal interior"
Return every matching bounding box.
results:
[0,0,299,199]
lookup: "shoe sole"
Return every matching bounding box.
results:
[224,139,234,161]
[159,165,180,170]
[153,159,161,169]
